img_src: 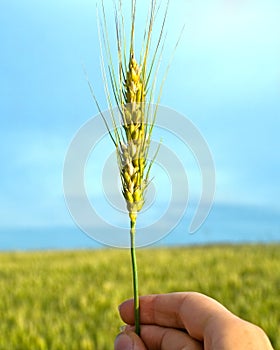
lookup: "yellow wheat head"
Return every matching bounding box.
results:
[90,0,171,224]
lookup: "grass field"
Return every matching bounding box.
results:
[0,244,279,349]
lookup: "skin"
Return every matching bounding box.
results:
[114,292,274,350]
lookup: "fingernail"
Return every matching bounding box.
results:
[119,324,135,332]
[114,333,133,350]
[119,325,126,332]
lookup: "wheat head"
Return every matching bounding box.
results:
[90,0,171,225]
[120,53,147,223]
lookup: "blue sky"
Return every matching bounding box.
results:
[0,0,279,234]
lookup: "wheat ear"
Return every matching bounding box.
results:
[91,0,170,335]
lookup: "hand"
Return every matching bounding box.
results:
[115,292,273,350]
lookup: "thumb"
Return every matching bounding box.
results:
[115,331,148,350]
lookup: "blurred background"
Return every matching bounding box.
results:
[1,0,279,250]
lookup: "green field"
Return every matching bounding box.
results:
[0,244,279,349]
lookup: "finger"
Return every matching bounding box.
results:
[139,324,203,350]
[115,331,147,350]
[119,292,233,341]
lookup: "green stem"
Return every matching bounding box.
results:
[130,219,140,336]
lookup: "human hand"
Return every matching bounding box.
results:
[115,292,274,350]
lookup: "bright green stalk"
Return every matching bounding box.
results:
[130,219,140,335]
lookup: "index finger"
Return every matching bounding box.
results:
[119,292,233,341]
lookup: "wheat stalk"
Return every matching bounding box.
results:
[89,0,174,335]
